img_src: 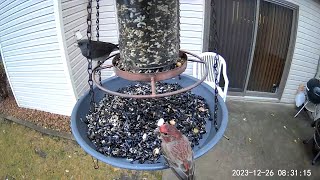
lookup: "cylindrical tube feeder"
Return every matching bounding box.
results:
[115,0,180,72]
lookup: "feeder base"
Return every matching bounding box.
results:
[71,75,228,170]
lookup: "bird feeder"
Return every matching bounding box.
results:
[71,0,228,171]
[71,75,228,170]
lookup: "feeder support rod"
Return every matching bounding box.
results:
[151,76,156,96]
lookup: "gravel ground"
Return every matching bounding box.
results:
[0,96,71,133]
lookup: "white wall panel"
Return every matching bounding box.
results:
[61,0,90,98]
[0,0,76,115]
[281,0,320,103]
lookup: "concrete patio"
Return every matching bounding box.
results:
[163,101,320,180]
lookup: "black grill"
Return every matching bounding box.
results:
[307,78,320,104]
[303,119,320,165]
[313,121,320,155]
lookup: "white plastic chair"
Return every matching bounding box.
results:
[193,52,229,101]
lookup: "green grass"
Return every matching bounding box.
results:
[0,119,162,180]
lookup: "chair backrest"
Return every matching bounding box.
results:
[195,52,226,84]
[193,52,229,101]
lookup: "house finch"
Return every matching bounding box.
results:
[159,124,195,180]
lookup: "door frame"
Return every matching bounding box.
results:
[202,0,299,99]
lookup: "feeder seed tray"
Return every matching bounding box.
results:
[71,75,228,170]
[86,82,211,164]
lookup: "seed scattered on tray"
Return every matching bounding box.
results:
[157,118,164,127]
[86,82,211,164]
[169,119,176,126]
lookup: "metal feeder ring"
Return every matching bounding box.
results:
[92,50,209,98]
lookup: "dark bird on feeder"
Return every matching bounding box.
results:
[159,124,195,180]
[75,31,119,62]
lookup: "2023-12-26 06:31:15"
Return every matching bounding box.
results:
[232,169,312,177]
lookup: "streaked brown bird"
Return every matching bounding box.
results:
[159,124,195,180]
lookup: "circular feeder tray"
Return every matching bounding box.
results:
[71,75,228,170]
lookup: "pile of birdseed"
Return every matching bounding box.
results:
[86,82,211,164]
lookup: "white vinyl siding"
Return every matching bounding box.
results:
[0,0,76,116]
[61,0,119,97]
[61,0,89,98]
[180,0,204,75]
[280,0,320,103]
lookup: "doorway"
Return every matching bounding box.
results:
[206,0,298,98]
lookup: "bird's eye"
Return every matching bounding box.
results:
[163,133,168,135]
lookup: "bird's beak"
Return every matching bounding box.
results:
[159,124,167,133]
